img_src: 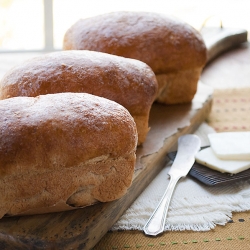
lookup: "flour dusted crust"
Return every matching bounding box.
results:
[0,93,137,218]
[0,50,157,145]
[63,11,207,104]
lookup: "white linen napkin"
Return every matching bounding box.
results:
[112,123,250,231]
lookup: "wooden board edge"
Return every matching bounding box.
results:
[201,27,248,64]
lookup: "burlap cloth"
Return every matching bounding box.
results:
[94,87,250,249]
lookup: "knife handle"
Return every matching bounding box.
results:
[143,174,181,236]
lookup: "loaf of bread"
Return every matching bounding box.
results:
[63,11,207,104]
[0,50,157,145]
[0,92,137,218]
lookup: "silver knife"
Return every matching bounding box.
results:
[143,134,201,236]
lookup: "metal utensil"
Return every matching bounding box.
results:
[143,134,201,236]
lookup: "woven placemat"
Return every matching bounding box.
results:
[94,87,250,249]
[94,211,250,249]
[207,87,250,132]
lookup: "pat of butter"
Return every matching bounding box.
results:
[208,132,250,161]
[195,147,250,174]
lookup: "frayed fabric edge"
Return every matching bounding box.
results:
[111,197,250,232]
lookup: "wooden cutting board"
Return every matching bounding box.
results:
[0,27,247,250]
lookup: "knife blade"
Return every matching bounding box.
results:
[143,134,201,236]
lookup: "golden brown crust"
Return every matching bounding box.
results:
[63,11,207,74]
[0,50,157,144]
[0,93,137,218]
[156,68,202,104]
[63,11,207,104]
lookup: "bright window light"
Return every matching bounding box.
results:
[0,0,44,51]
[0,0,249,52]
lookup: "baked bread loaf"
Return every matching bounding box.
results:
[0,50,157,145]
[63,11,207,104]
[0,92,137,218]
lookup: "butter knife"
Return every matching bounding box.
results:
[143,134,201,236]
